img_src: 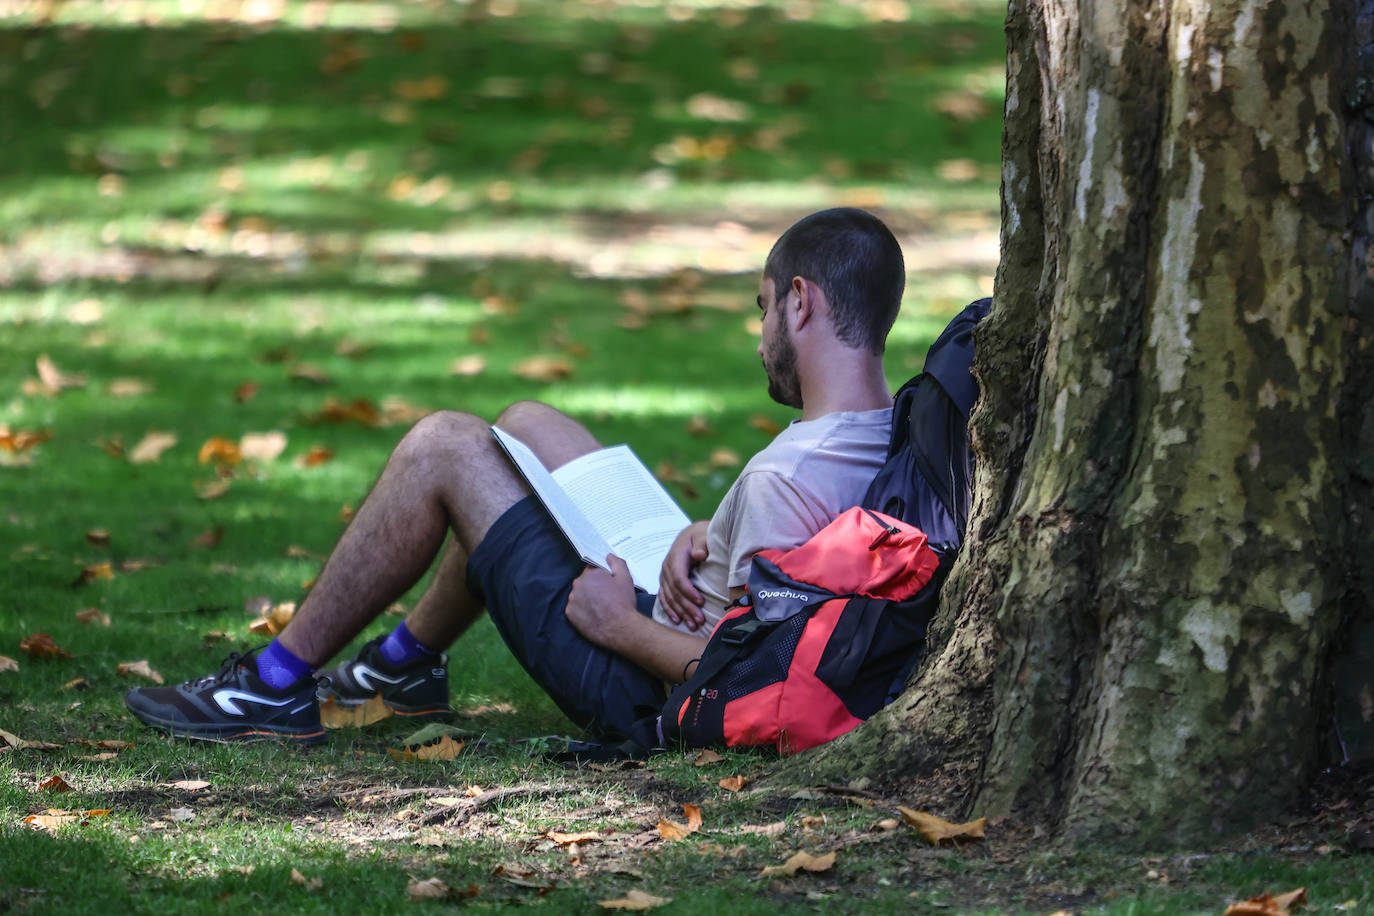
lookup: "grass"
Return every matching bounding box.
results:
[1,0,1370,913]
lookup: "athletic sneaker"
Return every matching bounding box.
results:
[124,651,325,744]
[315,635,450,717]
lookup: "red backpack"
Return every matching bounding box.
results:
[661,507,940,752]
[657,299,990,754]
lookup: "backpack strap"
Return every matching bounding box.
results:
[919,297,990,418]
[661,614,778,740]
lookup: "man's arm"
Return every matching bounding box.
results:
[565,555,720,682]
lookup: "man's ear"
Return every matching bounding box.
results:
[790,276,819,330]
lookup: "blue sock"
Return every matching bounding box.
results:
[378,620,440,666]
[255,639,314,690]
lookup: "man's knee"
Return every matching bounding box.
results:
[495,400,561,434]
[394,410,491,466]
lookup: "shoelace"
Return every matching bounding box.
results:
[190,651,253,688]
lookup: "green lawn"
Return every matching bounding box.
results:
[1,1,1368,913]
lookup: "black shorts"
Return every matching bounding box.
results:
[465,496,666,739]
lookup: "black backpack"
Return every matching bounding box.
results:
[658,298,992,751]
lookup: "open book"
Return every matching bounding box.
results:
[492,426,691,594]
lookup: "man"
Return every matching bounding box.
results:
[124,207,905,744]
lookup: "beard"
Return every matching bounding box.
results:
[764,321,802,409]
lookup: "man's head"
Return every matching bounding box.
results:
[762,208,905,357]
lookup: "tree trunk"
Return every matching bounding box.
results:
[797,0,1373,846]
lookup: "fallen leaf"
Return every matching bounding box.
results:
[386,734,464,762]
[464,784,484,797]
[297,446,334,468]
[108,377,152,397]
[288,363,334,385]
[709,448,741,468]
[20,633,73,660]
[407,877,451,900]
[164,779,210,791]
[1225,889,1308,916]
[874,818,900,831]
[75,608,111,627]
[74,739,130,750]
[198,437,242,465]
[657,804,703,841]
[247,601,296,637]
[512,355,574,382]
[758,850,836,878]
[35,354,87,394]
[801,815,826,829]
[169,806,196,822]
[283,544,323,560]
[719,776,749,792]
[95,437,125,460]
[897,806,986,845]
[449,355,487,377]
[0,656,18,674]
[306,397,379,426]
[0,728,26,749]
[23,808,110,832]
[598,889,673,910]
[116,660,164,684]
[73,562,115,586]
[290,868,323,890]
[77,752,118,762]
[39,774,72,793]
[129,431,178,463]
[693,749,724,767]
[233,381,259,402]
[240,431,287,462]
[0,428,54,452]
[85,528,111,546]
[321,694,393,729]
[334,338,372,359]
[748,415,782,437]
[192,527,225,549]
[548,830,601,845]
[491,864,551,890]
[195,479,232,500]
[380,396,431,426]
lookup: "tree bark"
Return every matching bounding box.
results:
[797,0,1372,846]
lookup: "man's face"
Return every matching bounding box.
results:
[757,276,802,409]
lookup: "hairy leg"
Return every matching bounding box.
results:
[401,401,604,651]
[276,410,527,666]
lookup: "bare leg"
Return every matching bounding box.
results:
[401,401,604,651]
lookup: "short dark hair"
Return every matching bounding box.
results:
[764,208,904,355]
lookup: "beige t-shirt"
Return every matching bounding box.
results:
[652,407,892,636]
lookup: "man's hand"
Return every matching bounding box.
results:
[565,554,640,653]
[658,521,710,630]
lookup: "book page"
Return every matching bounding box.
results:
[492,428,690,593]
[551,446,691,592]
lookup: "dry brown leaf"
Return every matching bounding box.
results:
[290,868,323,890]
[297,445,334,468]
[394,75,449,101]
[240,431,287,462]
[194,479,232,500]
[449,355,487,377]
[116,660,164,684]
[0,428,54,453]
[78,752,118,762]
[23,808,110,832]
[75,608,112,627]
[20,633,73,660]
[233,381,259,403]
[548,830,601,845]
[73,562,115,586]
[748,415,782,437]
[685,416,715,437]
[321,694,392,729]
[198,436,242,465]
[407,877,451,900]
[39,774,72,793]
[0,728,25,749]
[657,804,703,841]
[95,437,125,460]
[758,850,836,878]
[1225,889,1307,916]
[380,396,431,427]
[464,784,484,797]
[0,655,18,674]
[307,397,379,426]
[718,776,750,792]
[598,889,673,910]
[108,378,152,397]
[874,818,900,831]
[192,527,224,549]
[386,734,464,762]
[334,338,372,359]
[512,355,574,382]
[35,354,87,394]
[709,448,741,468]
[693,749,724,766]
[288,363,334,386]
[129,431,178,464]
[85,529,111,547]
[164,779,210,791]
[897,806,986,845]
[75,739,130,750]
